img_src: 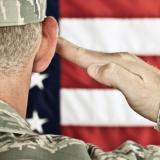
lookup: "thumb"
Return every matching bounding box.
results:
[87,63,160,122]
[87,63,118,87]
[87,63,143,91]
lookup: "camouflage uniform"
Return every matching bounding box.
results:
[0,0,46,27]
[0,0,160,159]
[0,101,160,160]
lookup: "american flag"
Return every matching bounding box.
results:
[27,0,160,151]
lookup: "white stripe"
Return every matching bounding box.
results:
[61,89,154,126]
[60,18,160,55]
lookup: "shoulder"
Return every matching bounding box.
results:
[0,133,90,160]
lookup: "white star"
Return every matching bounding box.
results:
[27,111,48,133]
[30,73,48,89]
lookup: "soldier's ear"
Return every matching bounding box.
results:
[33,16,58,73]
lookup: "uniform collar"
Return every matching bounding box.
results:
[0,100,36,135]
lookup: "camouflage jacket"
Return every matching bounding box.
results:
[0,101,159,160]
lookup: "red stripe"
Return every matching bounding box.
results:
[61,126,160,151]
[60,0,160,18]
[61,58,106,89]
[61,56,160,88]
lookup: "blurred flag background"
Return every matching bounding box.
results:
[27,0,160,151]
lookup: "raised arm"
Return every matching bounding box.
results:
[56,37,160,123]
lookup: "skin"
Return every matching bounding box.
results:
[0,16,159,123]
[56,37,160,122]
[0,17,58,118]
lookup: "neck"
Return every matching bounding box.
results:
[0,72,32,118]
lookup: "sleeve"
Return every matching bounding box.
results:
[51,143,92,160]
[155,107,160,131]
[87,140,160,160]
[86,109,160,160]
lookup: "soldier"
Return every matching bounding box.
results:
[0,0,159,160]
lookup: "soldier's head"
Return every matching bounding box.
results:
[0,0,58,76]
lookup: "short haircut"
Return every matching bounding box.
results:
[0,23,41,75]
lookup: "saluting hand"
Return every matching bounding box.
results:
[56,37,160,122]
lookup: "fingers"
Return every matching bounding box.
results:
[57,37,160,122]
[56,37,109,68]
[87,62,143,94]
[56,37,156,79]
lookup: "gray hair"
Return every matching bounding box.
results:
[0,23,42,75]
